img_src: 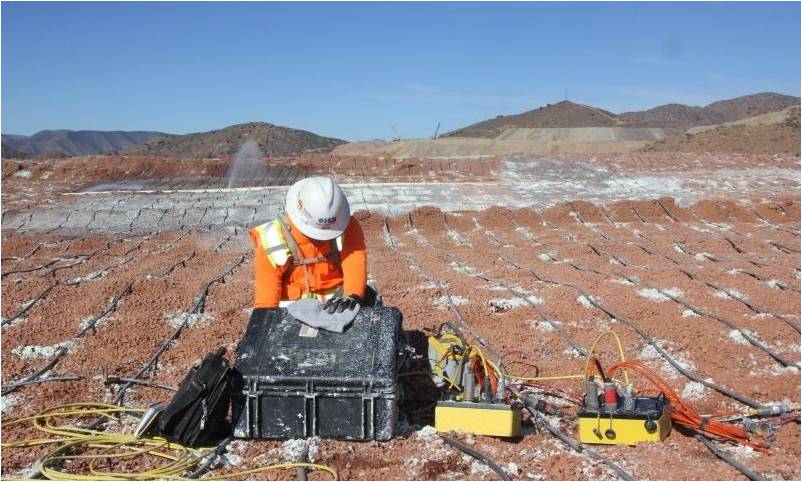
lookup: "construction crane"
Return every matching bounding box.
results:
[431,122,440,140]
[390,126,402,142]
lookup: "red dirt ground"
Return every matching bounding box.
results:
[1,154,800,480]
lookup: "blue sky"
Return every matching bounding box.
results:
[2,1,800,141]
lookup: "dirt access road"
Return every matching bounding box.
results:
[1,153,800,480]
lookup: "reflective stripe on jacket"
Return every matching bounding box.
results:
[250,219,292,268]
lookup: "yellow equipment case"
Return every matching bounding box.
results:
[578,395,671,446]
[435,401,521,437]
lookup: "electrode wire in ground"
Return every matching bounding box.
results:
[113,255,246,403]
[412,211,794,413]
[396,217,779,479]
[383,217,637,480]
[404,220,764,409]
[502,212,801,355]
[511,237,800,369]
[441,435,512,481]
[2,242,220,397]
[468,214,798,388]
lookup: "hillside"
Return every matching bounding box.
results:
[1,130,164,157]
[1,143,27,159]
[704,92,799,124]
[444,101,621,138]
[446,93,799,138]
[619,92,799,129]
[643,105,801,156]
[617,104,710,129]
[125,122,345,158]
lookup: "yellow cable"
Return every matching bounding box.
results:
[430,334,470,392]
[219,462,338,479]
[4,403,138,427]
[485,358,580,381]
[486,330,629,385]
[467,344,496,381]
[4,402,338,480]
[582,331,630,385]
[503,373,587,381]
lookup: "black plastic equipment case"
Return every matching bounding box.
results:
[232,307,402,441]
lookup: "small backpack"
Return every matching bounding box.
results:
[157,347,232,447]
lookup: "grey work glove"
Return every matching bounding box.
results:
[323,295,360,314]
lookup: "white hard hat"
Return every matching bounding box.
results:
[286,177,351,240]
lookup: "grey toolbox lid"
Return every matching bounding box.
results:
[235,307,402,388]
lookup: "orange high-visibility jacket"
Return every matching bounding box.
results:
[249,215,367,308]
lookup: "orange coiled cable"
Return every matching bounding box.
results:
[607,360,769,452]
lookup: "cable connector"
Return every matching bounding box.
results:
[521,394,563,417]
[188,437,233,479]
[748,405,789,417]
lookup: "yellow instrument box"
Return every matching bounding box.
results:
[578,396,671,446]
[435,401,521,437]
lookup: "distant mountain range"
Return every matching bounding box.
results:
[1,122,345,159]
[2,92,798,158]
[125,122,345,158]
[1,130,164,157]
[445,92,800,138]
[619,92,800,129]
[1,143,27,159]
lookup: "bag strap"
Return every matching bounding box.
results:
[161,369,206,420]
[276,217,301,261]
[195,349,228,382]
[276,217,345,295]
[276,217,312,293]
[277,216,342,267]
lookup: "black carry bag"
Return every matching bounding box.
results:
[157,347,232,447]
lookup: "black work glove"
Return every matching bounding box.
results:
[323,295,360,314]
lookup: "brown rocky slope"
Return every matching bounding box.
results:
[620,92,800,129]
[444,101,621,138]
[125,122,345,158]
[643,105,801,156]
[445,93,799,138]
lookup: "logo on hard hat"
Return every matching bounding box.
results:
[298,199,313,223]
[318,216,337,226]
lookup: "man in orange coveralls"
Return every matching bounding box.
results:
[248,176,374,313]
